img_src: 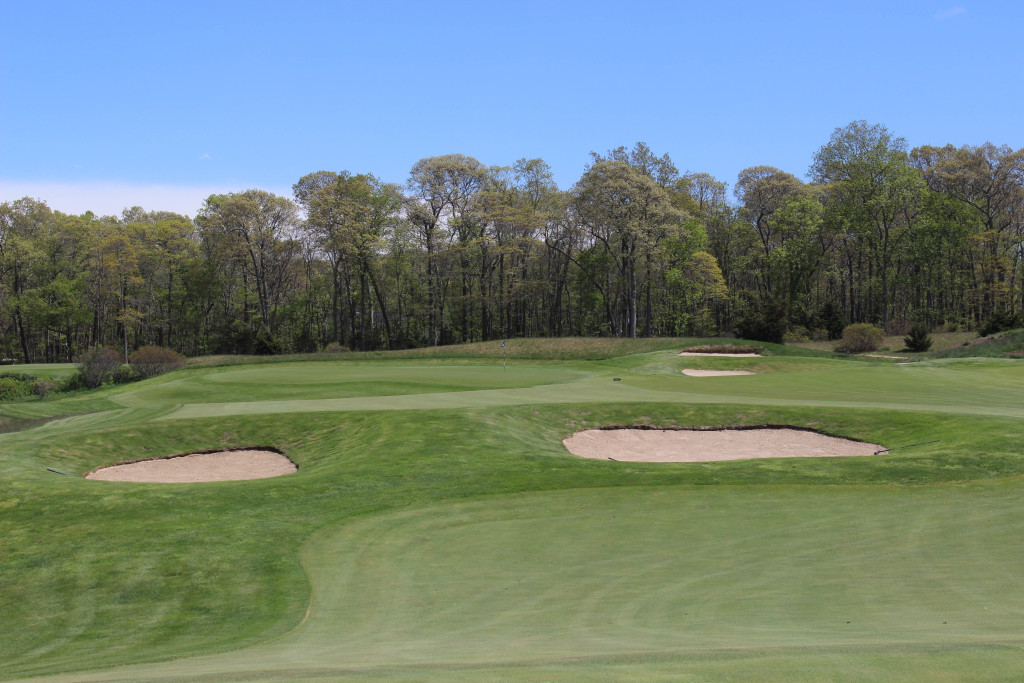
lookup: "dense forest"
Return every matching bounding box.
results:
[2,121,1022,362]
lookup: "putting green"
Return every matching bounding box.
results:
[110,363,588,408]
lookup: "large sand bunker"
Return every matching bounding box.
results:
[86,448,297,483]
[564,427,881,462]
[681,369,754,376]
[678,352,762,357]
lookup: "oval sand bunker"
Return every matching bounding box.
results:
[86,449,297,483]
[681,369,754,376]
[564,428,881,462]
[678,351,762,357]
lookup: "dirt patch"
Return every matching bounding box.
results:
[563,427,881,462]
[678,352,762,357]
[86,448,297,483]
[681,369,755,377]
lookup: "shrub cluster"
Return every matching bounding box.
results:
[128,346,186,378]
[77,345,188,388]
[979,310,1022,337]
[0,345,188,402]
[77,347,127,388]
[835,323,885,353]
[782,326,810,343]
[0,373,60,400]
[0,375,32,401]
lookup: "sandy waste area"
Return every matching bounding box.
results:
[678,351,762,357]
[564,428,881,462]
[86,449,297,483]
[681,369,754,376]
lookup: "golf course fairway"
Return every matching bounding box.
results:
[2,339,1024,681]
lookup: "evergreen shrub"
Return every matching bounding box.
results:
[734,302,787,344]
[903,323,933,352]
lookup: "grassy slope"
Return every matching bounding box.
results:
[929,328,1024,359]
[2,340,1024,681]
[792,331,978,354]
[793,329,1024,360]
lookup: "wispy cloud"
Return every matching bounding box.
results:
[935,6,967,20]
[0,180,290,218]
[198,153,212,160]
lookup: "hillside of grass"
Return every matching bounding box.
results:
[185,336,845,370]
[792,330,977,355]
[928,328,1024,359]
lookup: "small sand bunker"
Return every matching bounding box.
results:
[678,351,762,357]
[681,369,754,377]
[564,427,881,462]
[86,449,297,483]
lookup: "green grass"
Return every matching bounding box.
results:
[0,363,77,379]
[3,339,1024,681]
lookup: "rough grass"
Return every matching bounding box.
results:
[928,328,1024,359]
[2,338,1024,681]
[791,330,977,354]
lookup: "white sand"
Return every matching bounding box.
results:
[563,428,881,462]
[678,352,762,357]
[681,369,755,376]
[86,449,297,483]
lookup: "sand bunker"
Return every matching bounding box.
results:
[564,427,881,462]
[681,369,754,377]
[86,449,297,483]
[678,351,762,357]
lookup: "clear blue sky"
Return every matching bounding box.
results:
[2,0,1021,217]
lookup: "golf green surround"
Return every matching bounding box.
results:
[2,340,1024,681]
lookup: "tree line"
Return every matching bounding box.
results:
[2,121,1022,362]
